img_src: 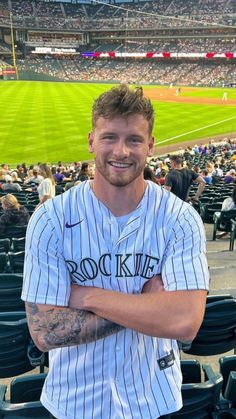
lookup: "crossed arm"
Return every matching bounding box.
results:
[25,277,207,352]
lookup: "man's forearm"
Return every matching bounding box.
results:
[25,302,123,352]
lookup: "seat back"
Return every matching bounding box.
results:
[0,253,9,274]
[170,362,223,418]
[0,312,34,378]
[11,237,26,252]
[219,355,236,396]
[0,225,27,240]
[0,274,24,312]
[182,296,236,356]
[8,252,25,273]
[218,209,236,232]
[0,240,11,253]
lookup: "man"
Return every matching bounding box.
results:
[164,154,205,202]
[22,85,209,419]
[2,174,22,192]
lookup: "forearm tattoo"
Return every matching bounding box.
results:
[26,302,123,351]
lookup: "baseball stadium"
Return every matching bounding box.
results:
[0,0,236,417]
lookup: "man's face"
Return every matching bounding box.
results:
[88,115,154,187]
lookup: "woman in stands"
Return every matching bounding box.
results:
[37,163,56,205]
[216,185,236,239]
[221,185,236,211]
[0,194,30,235]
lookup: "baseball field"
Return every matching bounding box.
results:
[0,81,236,165]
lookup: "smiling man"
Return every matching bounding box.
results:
[22,84,209,419]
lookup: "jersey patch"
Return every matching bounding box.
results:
[158,350,175,370]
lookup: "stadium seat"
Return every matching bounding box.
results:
[8,251,25,273]
[11,237,26,252]
[181,295,236,356]
[200,202,223,224]
[170,362,223,418]
[215,356,236,418]
[0,253,9,273]
[213,209,236,241]
[0,312,49,418]
[0,273,24,312]
[229,219,236,251]
[0,311,36,378]
[0,239,11,253]
[0,225,27,240]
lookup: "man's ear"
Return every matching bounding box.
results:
[148,136,154,157]
[88,132,94,153]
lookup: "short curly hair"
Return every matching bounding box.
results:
[92,84,154,134]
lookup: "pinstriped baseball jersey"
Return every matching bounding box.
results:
[22,180,209,419]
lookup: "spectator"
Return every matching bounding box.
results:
[54,167,65,183]
[216,185,236,238]
[24,167,44,186]
[1,174,22,192]
[164,155,205,202]
[221,185,236,211]
[0,194,30,235]
[202,169,213,185]
[224,169,236,184]
[143,166,159,184]
[211,164,223,184]
[37,163,56,206]
[77,162,90,181]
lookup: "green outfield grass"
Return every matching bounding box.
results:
[0,81,235,165]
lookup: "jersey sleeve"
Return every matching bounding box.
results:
[161,206,209,292]
[21,204,71,306]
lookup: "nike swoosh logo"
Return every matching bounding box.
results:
[65,219,84,228]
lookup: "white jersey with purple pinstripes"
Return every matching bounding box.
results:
[22,180,209,419]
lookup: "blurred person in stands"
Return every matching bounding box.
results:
[16,165,27,182]
[2,174,22,192]
[37,163,56,206]
[76,162,90,182]
[224,169,236,184]
[221,185,236,211]
[54,167,65,183]
[11,171,23,183]
[24,167,44,187]
[143,166,159,184]
[1,163,9,176]
[0,194,30,235]
[157,169,167,186]
[0,170,6,181]
[211,164,223,184]
[202,170,212,185]
[164,155,205,202]
[216,185,236,239]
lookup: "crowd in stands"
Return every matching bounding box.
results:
[16,56,236,86]
[1,0,236,30]
[0,138,236,207]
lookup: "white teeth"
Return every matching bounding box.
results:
[110,162,130,168]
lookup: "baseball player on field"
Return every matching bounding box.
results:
[22,84,209,419]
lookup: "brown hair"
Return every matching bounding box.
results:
[92,84,154,134]
[0,194,20,210]
[39,164,55,184]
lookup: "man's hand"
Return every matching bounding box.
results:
[69,284,94,309]
[142,275,164,294]
[69,275,165,310]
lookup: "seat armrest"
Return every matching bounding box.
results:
[225,371,236,403]
[202,363,223,386]
[0,384,7,402]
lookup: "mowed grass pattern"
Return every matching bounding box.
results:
[0,81,236,164]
